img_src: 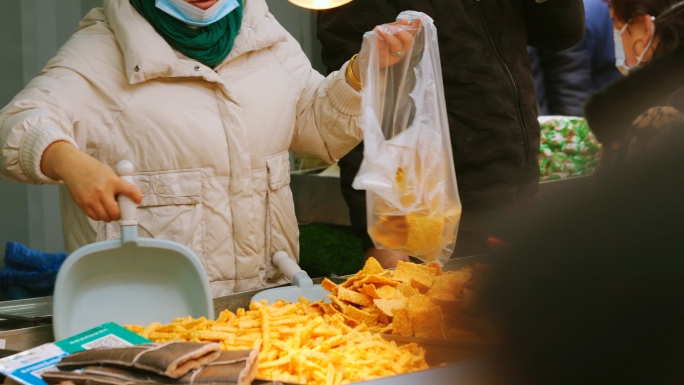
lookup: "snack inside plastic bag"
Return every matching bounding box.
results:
[352,12,461,264]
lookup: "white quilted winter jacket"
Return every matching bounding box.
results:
[0,0,362,296]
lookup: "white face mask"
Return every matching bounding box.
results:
[614,17,656,76]
[155,0,240,27]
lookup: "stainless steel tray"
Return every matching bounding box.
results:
[0,325,53,351]
[0,297,52,322]
[0,254,492,356]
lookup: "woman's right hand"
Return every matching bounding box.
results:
[41,141,143,222]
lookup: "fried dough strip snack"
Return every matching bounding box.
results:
[127,297,427,385]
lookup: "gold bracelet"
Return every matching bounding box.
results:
[347,54,362,90]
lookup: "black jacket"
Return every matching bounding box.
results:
[528,43,592,117]
[318,0,584,250]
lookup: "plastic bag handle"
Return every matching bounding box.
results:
[115,160,138,227]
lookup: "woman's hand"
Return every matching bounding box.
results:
[41,141,143,222]
[374,19,420,68]
[346,19,420,91]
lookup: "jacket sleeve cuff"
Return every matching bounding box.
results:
[19,121,78,184]
[326,61,362,117]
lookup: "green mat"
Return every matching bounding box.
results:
[298,224,365,278]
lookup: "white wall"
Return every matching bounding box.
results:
[0,0,83,264]
[0,0,323,266]
[266,0,324,73]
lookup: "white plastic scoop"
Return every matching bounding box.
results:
[251,252,330,304]
[52,161,214,340]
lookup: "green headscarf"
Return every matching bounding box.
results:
[129,0,243,67]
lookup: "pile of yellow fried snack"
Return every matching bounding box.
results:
[127,296,428,384]
[127,258,485,384]
[321,258,486,341]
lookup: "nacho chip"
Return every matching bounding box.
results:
[411,278,432,294]
[362,306,384,319]
[393,261,437,293]
[374,298,407,317]
[340,273,363,289]
[426,261,444,276]
[341,314,360,328]
[429,294,462,321]
[343,305,379,327]
[391,307,412,336]
[429,268,473,296]
[405,214,444,253]
[355,274,400,289]
[428,282,468,303]
[307,302,326,316]
[376,285,397,299]
[328,294,348,312]
[411,305,446,339]
[372,215,409,249]
[360,284,381,299]
[405,294,431,309]
[407,294,433,315]
[395,281,418,297]
[361,257,385,275]
[321,303,338,317]
[337,286,374,307]
[321,278,338,295]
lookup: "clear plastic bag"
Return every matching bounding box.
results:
[352,11,461,264]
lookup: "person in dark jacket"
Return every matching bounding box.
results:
[527,42,591,117]
[317,0,585,267]
[527,0,621,117]
[585,0,684,181]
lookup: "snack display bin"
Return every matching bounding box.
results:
[0,255,493,385]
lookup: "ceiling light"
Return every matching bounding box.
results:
[288,0,353,10]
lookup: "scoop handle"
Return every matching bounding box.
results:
[273,252,313,290]
[115,160,138,226]
[273,251,304,281]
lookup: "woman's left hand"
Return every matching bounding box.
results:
[347,19,420,91]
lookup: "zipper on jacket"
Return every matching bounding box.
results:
[474,0,530,172]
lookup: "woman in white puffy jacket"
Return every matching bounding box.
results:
[0,0,414,296]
